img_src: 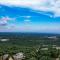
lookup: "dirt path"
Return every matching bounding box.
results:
[56,58,59,60]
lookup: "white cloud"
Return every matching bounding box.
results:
[24,19,32,26]
[24,16,31,18]
[24,19,30,22]
[0,16,16,26]
[24,19,31,24]
[0,0,60,17]
[19,16,31,18]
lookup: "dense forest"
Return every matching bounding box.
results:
[0,32,60,60]
[0,32,60,46]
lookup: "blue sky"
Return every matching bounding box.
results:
[0,0,60,33]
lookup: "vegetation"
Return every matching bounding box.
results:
[0,33,60,60]
[0,45,59,60]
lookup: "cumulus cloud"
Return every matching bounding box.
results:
[0,0,60,17]
[0,16,16,26]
